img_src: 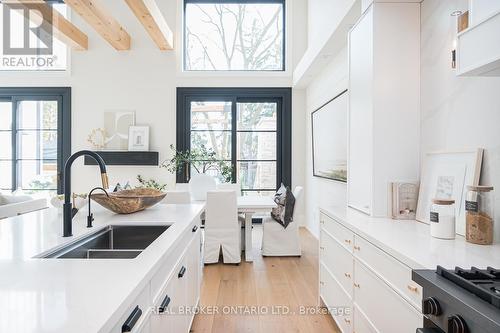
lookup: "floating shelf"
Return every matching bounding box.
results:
[84,151,159,166]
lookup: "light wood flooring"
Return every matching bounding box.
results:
[191,226,340,333]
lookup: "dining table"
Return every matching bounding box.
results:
[194,195,277,262]
[236,195,277,262]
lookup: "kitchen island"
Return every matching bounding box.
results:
[0,203,204,333]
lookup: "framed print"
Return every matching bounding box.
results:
[128,126,150,151]
[311,89,348,182]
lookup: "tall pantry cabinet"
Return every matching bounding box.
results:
[348,2,420,216]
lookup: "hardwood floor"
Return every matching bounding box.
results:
[191,226,340,333]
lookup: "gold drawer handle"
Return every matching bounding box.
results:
[354,245,361,251]
[320,220,325,224]
[344,318,351,324]
[320,281,326,286]
[320,246,325,250]
[344,239,352,244]
[407,285,419,293]
[353,283,360,288]
[344,272,351,278]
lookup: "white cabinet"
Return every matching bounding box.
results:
[457,10,500,76]
[113,221,201,333]
[469,0,500,25]
[150,227,201,333]
[348,3,420,216]
[319,213,422,333]
[354,260,422,333]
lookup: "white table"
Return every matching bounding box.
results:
[236,196,277,262]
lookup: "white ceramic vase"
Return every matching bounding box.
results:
[189,173,216,201]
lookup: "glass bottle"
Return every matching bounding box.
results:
[466,185,494,245]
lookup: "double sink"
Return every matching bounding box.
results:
[40,225,170,259]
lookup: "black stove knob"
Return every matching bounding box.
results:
[448,315,468,333]
[422,297,441,316]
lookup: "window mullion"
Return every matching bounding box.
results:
[11,97,18,192]
[231,97,237,183]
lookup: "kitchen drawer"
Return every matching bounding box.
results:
[151,274,174,333]
[320,230,354,297]
[353,260,422,333]
[353,235,422,310]
[353,303,377,333]
[150,221,198,299]
[112,283,151,333]
[134,311,152,333]
[320,214,354,253]
[320,263,353,333]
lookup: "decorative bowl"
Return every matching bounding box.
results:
[90,188,166,214]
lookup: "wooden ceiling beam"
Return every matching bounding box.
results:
[124,0,173,50]
[63,0,131,50]
[3,0,88,50]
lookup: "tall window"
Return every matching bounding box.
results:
[0,88,71,194]
[177,88,291,196]
[184,0,285,71]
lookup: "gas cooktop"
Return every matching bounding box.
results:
[413,267,500,333]
[437,266,500,309]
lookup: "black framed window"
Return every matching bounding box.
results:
[177,87,291,195]
[0,87,71,194]
[183,0,286,71]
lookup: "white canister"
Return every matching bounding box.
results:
[430,199,456,239]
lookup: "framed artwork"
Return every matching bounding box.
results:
[103,110,135,150]
[416,149,484,235]
[311,89,348,182]
[128,126,150,151]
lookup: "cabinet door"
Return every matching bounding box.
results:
[353,259,421,333]
[186,230,201,329]
[348,6,373,215]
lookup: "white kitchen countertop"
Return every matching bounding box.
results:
[320,205,500,269]
[0,203,204,333]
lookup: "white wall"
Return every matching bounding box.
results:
[304,47,349,237]
[307,0,355,53]
[0,0,307,204]
[421,0,500,241]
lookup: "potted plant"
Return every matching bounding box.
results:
[161,144,232,200]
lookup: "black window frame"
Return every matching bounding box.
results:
[176,87,292,192]
[183,0,286,72]
[0,87,71,194]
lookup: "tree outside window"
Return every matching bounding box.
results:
[184,1,285,71]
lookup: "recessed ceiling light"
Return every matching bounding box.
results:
[450,10,463,16]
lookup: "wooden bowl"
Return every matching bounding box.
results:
[91,188,166,214]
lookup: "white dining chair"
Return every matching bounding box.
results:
[261,186,303,257]
[217,183,245,242]
[204,190,241,264]
[162,191,191,204]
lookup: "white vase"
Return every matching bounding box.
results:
[189,173,216,200]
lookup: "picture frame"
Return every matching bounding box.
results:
[103,110,135,150]
[311,89,348,182]
[416,149,484,235]
[128,126,150,151]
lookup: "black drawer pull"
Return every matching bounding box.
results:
[122,305,142,332]
[178,266,186,278]
[158,295,171,313]
[192,225,198,232]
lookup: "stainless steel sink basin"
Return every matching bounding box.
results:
[40,225,170,259]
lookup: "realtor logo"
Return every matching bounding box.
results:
[2,2,53,55]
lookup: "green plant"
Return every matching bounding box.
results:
[161,144,232,183]
[136,175,167,191]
